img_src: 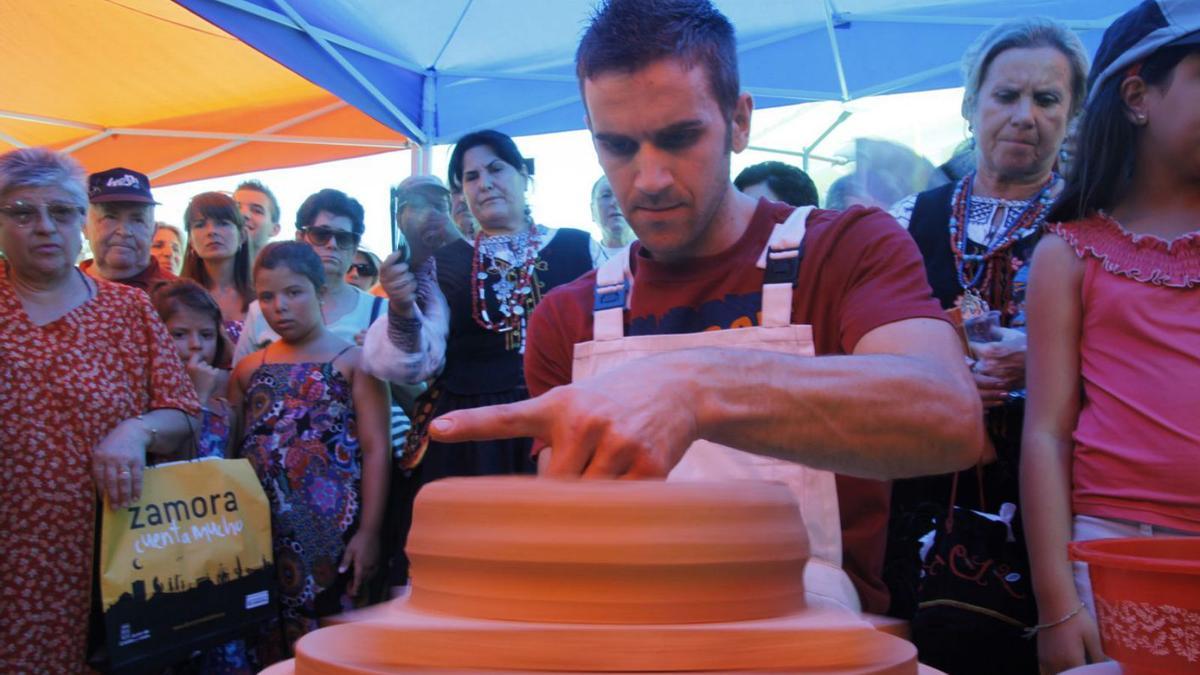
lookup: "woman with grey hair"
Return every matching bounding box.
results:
[884,16,1089,675]
[0,148,200,673]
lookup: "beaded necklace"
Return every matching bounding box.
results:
[949,172,1055,317]
[470,225,545,353]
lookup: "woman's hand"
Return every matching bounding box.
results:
[186,352,222,402]
[339,530,380,597]
[1037,607,1105,674]
[92,418,153,508]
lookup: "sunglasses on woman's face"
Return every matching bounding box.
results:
[299,226,360,250]
[350,263,377,277]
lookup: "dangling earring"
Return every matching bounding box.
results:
[523,203,534,228]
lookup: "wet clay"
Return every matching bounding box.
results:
[280,477,925,674]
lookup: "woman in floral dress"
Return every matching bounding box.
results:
[0,149,199,673]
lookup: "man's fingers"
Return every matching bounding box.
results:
[569,426,624,479]
[429,398,548,443]
[381,250,407,269]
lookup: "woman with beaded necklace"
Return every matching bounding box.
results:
[882,16,1090,669]
[397,130,595,508]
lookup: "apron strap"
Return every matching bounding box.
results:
[593,244,632,341]
[756,206,813,327]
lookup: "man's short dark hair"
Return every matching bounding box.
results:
[295,188,365,236]
[576,0,739,120]
[236,179,281,224]
[734,162,819,208]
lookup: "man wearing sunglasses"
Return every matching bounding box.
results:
[232,188,390,364]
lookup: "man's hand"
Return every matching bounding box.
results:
[970,327,1026,407]
[429,360,699,478]
[379,251,418,318]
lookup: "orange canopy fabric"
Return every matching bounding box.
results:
[0,0,408,186]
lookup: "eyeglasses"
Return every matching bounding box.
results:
[0,200,86,229]
[299,226,360,250]
[350,263,377,277]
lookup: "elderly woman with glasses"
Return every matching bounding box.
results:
[0,148,200,674]
[234,188,389,363]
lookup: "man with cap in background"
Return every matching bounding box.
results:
[81,167,175,292]
[363,174,455,387]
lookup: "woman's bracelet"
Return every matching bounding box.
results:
[135,413,159,449]
[1023,602,1087,639]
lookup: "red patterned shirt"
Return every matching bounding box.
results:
[0,274,200,673]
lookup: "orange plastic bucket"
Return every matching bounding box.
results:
[1069,537,1200,675]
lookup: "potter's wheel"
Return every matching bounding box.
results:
[273,477,925,674]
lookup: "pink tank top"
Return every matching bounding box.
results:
[1052,215,1200,532]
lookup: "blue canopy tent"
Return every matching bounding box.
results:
[175,0,1132,151]
[175,0,1135,248]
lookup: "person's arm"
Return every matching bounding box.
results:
[340,351,390,596]
[439,210,981,480]
[232,302,265,366]
[362,253,448,384]
[92,409,199,507]
[1020,234,1103,673]
[226,356,255,454]
[434,316,980,480]
[93,292,204,507]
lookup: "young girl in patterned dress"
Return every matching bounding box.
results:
[1022,6,1200,673]
[229,242,389,659]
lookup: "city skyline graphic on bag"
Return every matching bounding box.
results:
[99,457,276,673]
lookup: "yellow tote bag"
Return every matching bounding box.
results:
[99,458,275,672]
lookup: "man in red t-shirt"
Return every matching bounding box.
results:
[430,0,982,613]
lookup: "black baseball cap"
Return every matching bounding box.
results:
[87,167,158,204]
[1088,0,1200,106]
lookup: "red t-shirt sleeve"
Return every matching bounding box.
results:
[825,207,946,354]
[525,276,592,399]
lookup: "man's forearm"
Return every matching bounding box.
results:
[683,348,982,479]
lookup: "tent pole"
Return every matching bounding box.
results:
[421,71,436,176]
[822,0,851,102]
[746,146,848,167]
[0,128,28,149]
[272,0,427,143]
[147,101,385,182]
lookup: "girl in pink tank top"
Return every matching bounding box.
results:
[1021,6,1200,673]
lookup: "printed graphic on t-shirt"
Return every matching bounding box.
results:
[628,291,762,335]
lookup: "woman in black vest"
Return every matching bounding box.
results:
[883,17,1090,674]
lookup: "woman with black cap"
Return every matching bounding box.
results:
[1022,2,1200,671]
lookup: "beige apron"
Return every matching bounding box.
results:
[569,206,860,611]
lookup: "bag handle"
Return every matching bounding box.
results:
[942,463,987,533]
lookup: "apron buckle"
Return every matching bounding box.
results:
[764,247,802,286]
[594,279,629,311]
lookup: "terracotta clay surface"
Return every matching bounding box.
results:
[276,477,925,674]
[407,477,811,624]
